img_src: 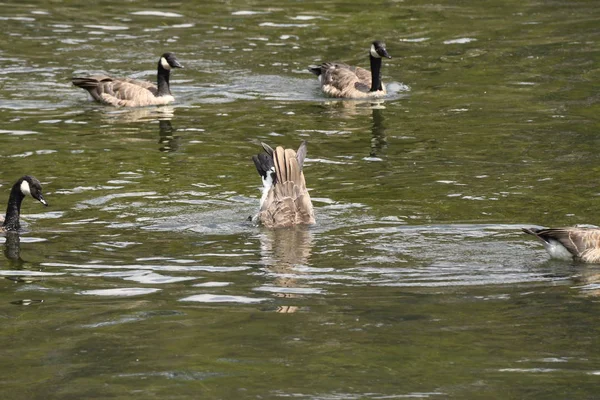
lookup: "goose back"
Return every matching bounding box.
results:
[253,142,315,229]
[317,62,377,98]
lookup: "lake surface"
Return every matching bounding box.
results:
[1,0,600,398]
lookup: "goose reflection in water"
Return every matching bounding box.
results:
[3,231,23,264]
[570,266,600,297]
[319,99,387,158]
[258,227,314,313]
[369,106,387,158]
[98,106,180,152]
[157,119,180,152]
[102,105,175,124]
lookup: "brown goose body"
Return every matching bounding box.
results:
[72,52,183,107]
[252,141,315,229]
[522,227,600,263]
[309,41,391,99]
[1,176,48,232]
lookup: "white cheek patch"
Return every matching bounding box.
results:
[370,44,381,58]
[20,180,31,197]
[160,57,172,70]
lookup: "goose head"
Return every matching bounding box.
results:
[19,176,48,206]
[370,41,392,59]
[159,52,184,70]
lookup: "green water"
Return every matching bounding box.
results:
[1,0,600,398]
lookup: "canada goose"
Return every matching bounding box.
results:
[522,227,600,263]
[308,40,392,99]
[252,141,315,228]
[1,176,48,232]
[72,52,183,107]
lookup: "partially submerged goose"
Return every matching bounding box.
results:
[309,40,391,99]
[72,52,183,107]
[1,176,48,232]
[252,141,315,228]
[522,227,600,263]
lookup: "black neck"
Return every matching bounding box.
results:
[157,62,172,97]
[3,183,25,231]
[369,55,383,92]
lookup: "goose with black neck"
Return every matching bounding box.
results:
[1,176,48,232]
[308,40,392,99]
[72,52,184,107]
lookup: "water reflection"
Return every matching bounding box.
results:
[571,265,600,297]
[257,227,314,313]
[370,107,386,158]
[319,100,388,158]
[3,232,23,265]
[158,119,180,152]
[101,105,175,123]
[321,98,385,118]
[98,106,180,151]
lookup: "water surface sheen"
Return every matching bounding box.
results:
[1,0,600,399]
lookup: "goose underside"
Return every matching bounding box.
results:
[523,227,600,262]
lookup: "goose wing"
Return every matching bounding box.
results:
[120,77,157,91]
[73,76,161,107]
[319,63,372,97]
[259,143,315,228]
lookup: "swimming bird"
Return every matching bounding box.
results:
[72,52,183,107]
[522,227,600,263]
[1,176,48,232]
[252,141,315,228]
[308,40,391,99]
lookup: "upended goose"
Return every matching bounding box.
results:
[72,52,183,107]
[1,176,48,232]
[522,227,600,263]
[308,40,391,99]
[252,141,315,228]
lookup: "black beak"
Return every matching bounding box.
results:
[172,59,184,69]
[37,195,48,207]
[382,49,392,59]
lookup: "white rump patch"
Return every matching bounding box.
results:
[160,57,171,70]
[543,239,575,260]
[370,44,381,58]
[20,180,31,196]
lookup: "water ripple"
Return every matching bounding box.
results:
[179,294,268,303]
[78,288,161,297]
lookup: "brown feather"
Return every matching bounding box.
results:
[319,63,384,98]
[73,76,173,107]
[72,53,182,107]
[257,142,315,229]
[523,227,600,263]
